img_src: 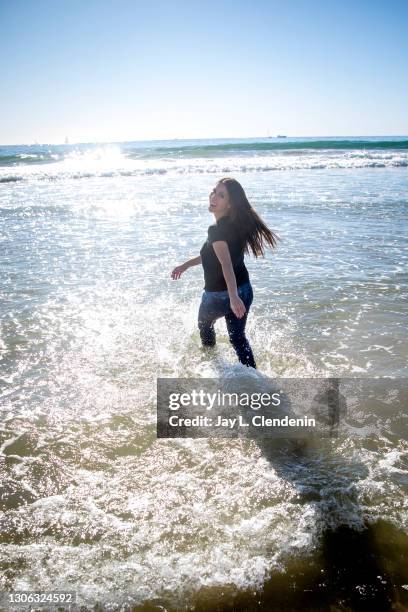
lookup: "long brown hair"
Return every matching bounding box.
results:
[219,177,279,257]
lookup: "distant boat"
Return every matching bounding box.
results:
[277,135,287,138]
[64,136,70,144]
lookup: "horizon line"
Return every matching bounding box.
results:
[1,134,408,147]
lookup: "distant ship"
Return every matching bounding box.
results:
[266,131,288,139]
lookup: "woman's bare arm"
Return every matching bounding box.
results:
[212,241,246,318]
[184,255,202,268]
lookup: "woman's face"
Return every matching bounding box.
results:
[209,182,231,218]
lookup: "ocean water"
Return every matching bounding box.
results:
[0,137,407,610]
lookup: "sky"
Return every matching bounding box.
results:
[0,0,407,144]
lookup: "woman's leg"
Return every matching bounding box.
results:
[225,283,256,368]
[198,292,224,347]
[225,311,256,368]
[198,315,216,346]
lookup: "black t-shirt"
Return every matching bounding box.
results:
[200,216,249,291]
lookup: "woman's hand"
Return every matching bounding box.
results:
[171,256,201,280]
[230,294,246,319]
[171,263,187,280]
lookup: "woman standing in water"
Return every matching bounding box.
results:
[171,178,278,368]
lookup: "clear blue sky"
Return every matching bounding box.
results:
[1,0,407,144]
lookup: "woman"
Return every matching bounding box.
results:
[171,178,278,369]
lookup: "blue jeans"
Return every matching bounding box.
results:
[198,282,256,368]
